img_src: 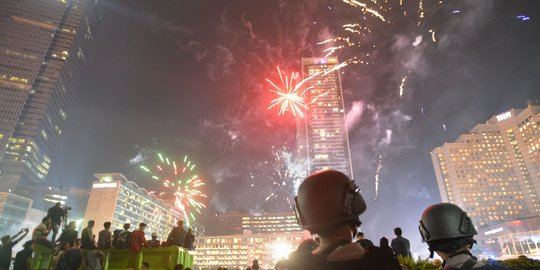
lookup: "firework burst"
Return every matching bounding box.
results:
[266,66,315,118]
[140,153,207,224]
[257,145,307,210]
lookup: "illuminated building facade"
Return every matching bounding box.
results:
[296,57,353,178]
[431,106,540,227]
[83,173,194,239]
[0,192,32,236]
[476,216,540,259]
[0,0,100,193]
[192,230,306,270]
[199,212,302,236]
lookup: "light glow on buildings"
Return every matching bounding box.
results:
[431,106,540,227]
[296,57,353,178]
[83,173,200,239]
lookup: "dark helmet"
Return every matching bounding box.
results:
[294,170,366,233]
[419,203,477,243]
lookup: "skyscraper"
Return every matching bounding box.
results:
[431,105,540,227]
[0,0,99,195]
[296,57,353,178]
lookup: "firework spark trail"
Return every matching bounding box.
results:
[261,145,308,208]
[375,154,383,200]
[140,153,207,225]
[344,0,386,22]
[399,76,407,97]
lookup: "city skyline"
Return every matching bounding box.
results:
[0,0,99,206]
[4,0,540,253]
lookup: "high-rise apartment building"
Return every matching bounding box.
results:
[0,0,99,193]
[431,105,540,227]
[296,57,353,178]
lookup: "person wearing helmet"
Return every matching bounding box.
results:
[287,170,401,270]
[419,203,508,270]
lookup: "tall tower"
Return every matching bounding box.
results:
[296,57,353,179]
[431,106,540,227]
[0,0,100,195]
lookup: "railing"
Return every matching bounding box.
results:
[32,244,193,270]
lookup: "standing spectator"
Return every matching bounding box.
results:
[115,223,131,249]
[13,240,33,270]
[0,228,30,270]
[58,239,83,270]
[355,232,374,250]
[391,227,411,258]
[81,220,96,249]
[57,221,78,247]
[97,222,112,249]
[251,259,259,270]
[369,236,398,264]
[47,203,67,243]
[166,220,186,246]
[183,228,194,250]
[129,223,148,253]
[32,216,51,241]
[147,233,161,248]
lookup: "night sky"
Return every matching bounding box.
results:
[47,0,540,253]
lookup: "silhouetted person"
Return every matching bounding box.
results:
[368,236,398,265]
[57,221,78,247]
[285,170,401,270]
[355,232,374,250]
[116,223,131,248]
[183,228,194,250]
[13,240,33,270]
[61,239,83,270]
[391,227,411,258]
[419,203,508,270]
[147,232,161,248]
[251,259,259,270]
[81,220,96,249]
[48,203,67,243]
[167,220,186,246]
[0,228,30,270]
[97,222,112,249]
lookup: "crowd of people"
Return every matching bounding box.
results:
[1,169,519,270]
[0,202,195,270]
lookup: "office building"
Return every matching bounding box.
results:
[83,173,198,239]
[0,0,100,193]
[192,230,306,270]
[296,57,353,178]
[431,105,540,227]
[199,212,302,236]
